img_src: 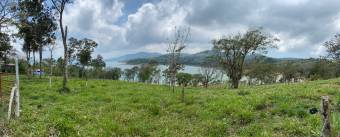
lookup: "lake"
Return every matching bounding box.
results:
[106,61,202,74]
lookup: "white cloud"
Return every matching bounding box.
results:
[57,0,340,59]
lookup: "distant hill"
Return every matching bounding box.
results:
[106,52,162,62]
[124,50,282,66]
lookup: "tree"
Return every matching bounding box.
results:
[138,61,158,83]
[51,0,73,92]
[131,66,139,82]
[67,37,80,64]
[110,67,121,80]
[176,72,192,102]
[76,38,98,81]
[278,61,301,83]
[36,6,57,78]
[0,32,12,63]
[200,59,218,88]
[245,60,278,85]
[0,0,14,63]
[91,54,106,78]
[123,68,134,82]
[213,28,278,89]
[166,26,190,92]
[324,33,340,77]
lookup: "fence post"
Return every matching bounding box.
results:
[15,57,20,117]
[321,96,331,137]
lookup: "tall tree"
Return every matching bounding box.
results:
[76,38,98,81]
[51,0,73,92]
[166,26,190,92]
[16,0,56,78]
[91,54,106,78]
[213,28,278,89]
[37,8,57,78]
[324,33,340,77]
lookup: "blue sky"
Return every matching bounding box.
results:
[44,0,340,59]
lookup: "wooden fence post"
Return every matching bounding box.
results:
[321,96,331,137]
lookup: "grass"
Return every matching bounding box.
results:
[1,77,340,136]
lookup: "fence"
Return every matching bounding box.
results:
[0,58,20,120]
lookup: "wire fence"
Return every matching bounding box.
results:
[0,73,16,120]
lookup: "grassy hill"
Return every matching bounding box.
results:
[1,77,340,136]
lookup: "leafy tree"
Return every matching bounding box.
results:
[279,61,301,83]
[67,37,80,64]
[110,67,121,80]
[308,58,335,80]
[91,55,106,69]
[245,57,278,85]
[166,26,190,92]
[51,0,73,92]
[91,54,106,78]
[124,66,139,82]
[16,0,56,78]
[176,72,192,101]
[138,61,158,83]
[324,33,340,77]
[123,68,135,82]
[76,38,98,81]
[0,32,12,63]
[213,28,278,89]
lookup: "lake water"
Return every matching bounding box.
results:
[106,61,202,74]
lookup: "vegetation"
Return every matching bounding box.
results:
[213,28,278,89]
[51,0,73,92]
[165,27,190,92]
[1,77,340,136]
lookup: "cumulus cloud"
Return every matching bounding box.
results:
[60,0,340,59]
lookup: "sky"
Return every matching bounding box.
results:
[35,0,340,59]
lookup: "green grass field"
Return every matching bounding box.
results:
[1,77,340,136]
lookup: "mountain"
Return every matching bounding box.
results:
[106,52,162,62]
[124,50,281,66]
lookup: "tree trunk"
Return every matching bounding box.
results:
[60,10,68,92]
[26,51,32,79]
[231,78,239,89]
[39,47,43,79]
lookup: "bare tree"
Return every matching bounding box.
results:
[51,0,73,92]
[324,33,340,77]
[213,28,278,89]
[166,26,190,92]
[200,64,217,88]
